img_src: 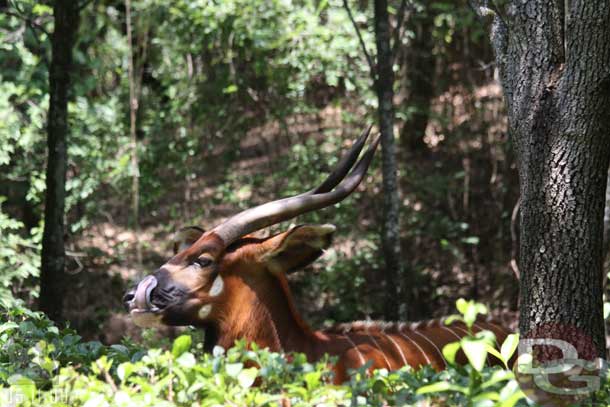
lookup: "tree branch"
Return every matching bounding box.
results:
[468,0,508,74]
[4,5,51,67]
[469,0,507,26]
[3,7,50,37]
[342,0,376,82]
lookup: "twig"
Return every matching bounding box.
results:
[510,197,520,280]
[489,0,508,26]
[342,0,376,81]
[97,360,118,393]
[468,0,507,27]
[65,250,87,257]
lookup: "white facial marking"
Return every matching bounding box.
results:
[209,276,224,297]
[198,304,212,319]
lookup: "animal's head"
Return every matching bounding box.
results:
[123,126,379,329]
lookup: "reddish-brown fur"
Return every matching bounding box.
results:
[194,236,512,383]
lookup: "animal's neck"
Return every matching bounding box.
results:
[216,273,320,356]
[259,273,321,355]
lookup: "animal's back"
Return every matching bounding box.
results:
[322,317,512,383]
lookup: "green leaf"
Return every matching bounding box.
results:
[8,375,36,400]
[304,371,322,390]
[117,362,135,382]
[172,334,192,358]
[464,304,478,327]
[461,337,488,372]
[485,344,504,366]
[225,362,243,378]
[444,314,463,326]
[237,367,258,389]
[498,380,526,407]
[500,333,519,365]
[480,369,514,390]
[176,352,196,368]
[223,84,238,94]
[443,341,461,365]
[471,391,499,403]
[497,392,526,407]
[475,329,496,344]
[416,381,467,395]
[456,298,468,314]
[0,322,18,334]
[461,236,480,245]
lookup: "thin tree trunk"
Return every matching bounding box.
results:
[400,6,435,153]
[125,0,142,269]
[39,0,80,322]
[374,0,403,320]
[480,1,610,359]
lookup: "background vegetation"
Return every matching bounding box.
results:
[7,0,609,405]
[0,0,517,332]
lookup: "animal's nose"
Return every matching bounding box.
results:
[123,289,136,311]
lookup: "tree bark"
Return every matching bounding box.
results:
[374,0,404,320]
[482,1,610,358]
[39,0,80,322]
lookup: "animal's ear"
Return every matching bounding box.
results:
[259,224,336,274]
[172,226,205,254]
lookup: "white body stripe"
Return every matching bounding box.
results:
[411,330,446,367]
[398,330,431,365]
[382,333,408,366]
[451,325,470,336]
[365,329,392,369]
[441,325,462,341]
[344,334,366,366]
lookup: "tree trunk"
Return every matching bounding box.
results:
[483,1,610,359]
[125,0,143,273]
[374,0,404,320]
[400,6,435,153]
[39,0,80,322]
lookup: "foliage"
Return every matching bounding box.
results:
[0,200,41,306]
[418,299,524,406]
[0,300,543,406]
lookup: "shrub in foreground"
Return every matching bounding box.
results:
[0,299,543,406]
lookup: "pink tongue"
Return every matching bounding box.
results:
[134,275,157,310]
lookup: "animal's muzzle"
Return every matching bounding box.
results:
[123,275,159,313]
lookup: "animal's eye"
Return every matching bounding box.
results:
[193,257,213,268]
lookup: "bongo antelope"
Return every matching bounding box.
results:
[123,126,510,382]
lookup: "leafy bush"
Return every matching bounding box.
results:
[0,203,41,306]
[0,299,543,406]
